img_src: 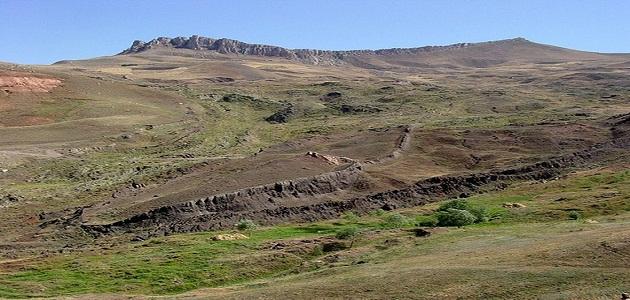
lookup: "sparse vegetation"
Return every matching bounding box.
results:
[236,219,257,231]
[369,209,386,217]
[0,29,628,300]
[342,211,359,223]
[335,226,359,240]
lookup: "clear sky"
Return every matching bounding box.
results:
[1,0,629,64]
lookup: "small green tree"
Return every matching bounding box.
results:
[436,209,476,227]
[236,219,257,231]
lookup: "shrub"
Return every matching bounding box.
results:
[381,213,409,228]
[335,227,359,240]
[438,199,470,211]
[416,216,438,227]
[235,219,257,231]
[436,209,476,227]
[438,199,487,223]
[568,211,581,220]
[467,206,488,223]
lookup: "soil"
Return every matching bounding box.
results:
[0,71,61,93]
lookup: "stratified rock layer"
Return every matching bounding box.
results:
[76,116,630,238]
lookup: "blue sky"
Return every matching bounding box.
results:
[1,0,629,64]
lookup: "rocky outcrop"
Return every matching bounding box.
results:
[86,139,617,238]
[320,92,342,101]
[265,104,296,123]
[305,151,356,166]
[77,117,628,238]
[366,125,413,164]
[119,36,531,65]
[82,163,364,236]
[0,194,22,208]
[120,36,301,60]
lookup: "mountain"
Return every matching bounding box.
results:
[119,35,477,65]
[3,32,630,300]
[118,35,620,68]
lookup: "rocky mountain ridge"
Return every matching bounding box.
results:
[119,35,532,64]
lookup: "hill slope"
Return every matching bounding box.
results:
[1,35,629,299]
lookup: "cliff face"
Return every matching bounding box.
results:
[118,35,501,64]
[80,147,595,238]
[82,163,365,236]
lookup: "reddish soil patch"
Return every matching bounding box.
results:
[13,116,55,126]
[0,71,62,93]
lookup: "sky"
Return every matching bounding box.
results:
[1,0,630,64]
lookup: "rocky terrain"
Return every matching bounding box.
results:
[118,35,478,63]
[117,35,613,66]
[60,113,626,239]
[0,36,629,299]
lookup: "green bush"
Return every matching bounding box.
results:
[381,213,409,228]
[438,199,470,211]
[436,209,477,227]
[335,227,359,240]
[235,219,257,231]
[438,199,487,223]
[568,211,581,220]
[467,206,488,223]
[416,216,438,227]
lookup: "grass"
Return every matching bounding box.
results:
[0,224,345,298]
[403,168,630,225]
[0,168,628,298]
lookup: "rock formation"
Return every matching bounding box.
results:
[118,35,533,65]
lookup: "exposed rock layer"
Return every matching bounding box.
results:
[119,35,531,65]
[77,117,630,238]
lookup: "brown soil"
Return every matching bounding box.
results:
[0,71,62,93]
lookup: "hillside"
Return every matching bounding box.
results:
[0,36,629,299]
